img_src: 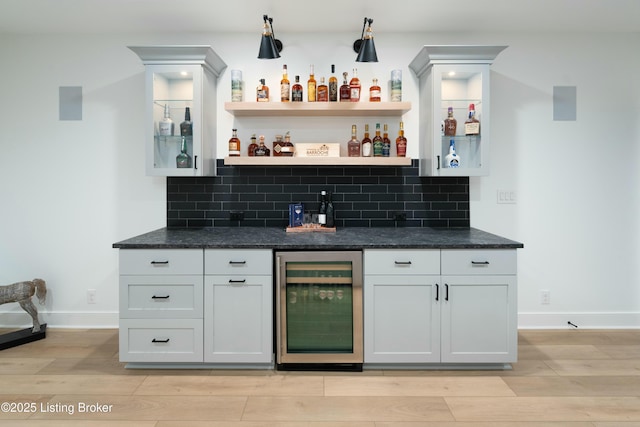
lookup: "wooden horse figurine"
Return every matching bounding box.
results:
[0,279,47,333]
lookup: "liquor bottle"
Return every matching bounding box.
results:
[372,123,383,156]
[347,124,361,157]
[349,68,361,102]
[361,124,372,157]
[272,134,285,157]
[282,131,294,156]
[254,135,270,156]
[176,136,192,168]
[326,192,335,228]
[396,121,407,157]
[307,65,316,102]
[158,104,174,136]
[318,190,328,226]
[228,128,240,157]
[180,107,192,136]
[382,124,391,157]
[329,64,338,102]
[445,139,461,167]
[465,103,480,135]
[280,64,290,102]
[256,79,269,102]
[369,78,381,102]
[317,77,328,102]
[444,106,457,136]
[292,76,303,102]
[247,134,258,156]
[340,72,350,102]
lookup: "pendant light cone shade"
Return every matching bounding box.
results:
[354,18,378,62]
[258,15,282,59]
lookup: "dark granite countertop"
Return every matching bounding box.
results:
[113,227,523,250]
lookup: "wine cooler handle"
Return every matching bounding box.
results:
[435,283,439,301]
[194,155,198,170]
[445,284,449,301]
[152,338,170,343]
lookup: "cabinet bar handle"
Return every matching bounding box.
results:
[471,261,490,265]
[150,260,169,265]
[229,279,246,284]
[152,338,170,343]
[151,295,170,299]
[435,284,439,301]
[445,284,449,301]
[194,155,198,170]
[437,155,441,170]
[394,261,412,265]
[229,260,247,265]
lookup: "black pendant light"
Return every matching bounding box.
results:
[353,18,378,63]
[258,15,283,59]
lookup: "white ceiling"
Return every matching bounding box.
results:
[1,0,639,35]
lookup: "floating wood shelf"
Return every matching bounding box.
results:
[224,102,411,117]
[224,156,412,166]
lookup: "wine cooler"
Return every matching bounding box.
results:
[276,251,363,370]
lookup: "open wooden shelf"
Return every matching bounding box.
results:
[223,156,412,166]
[224,102,411,117]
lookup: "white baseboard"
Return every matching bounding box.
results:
[0,311,118,329]
[518,312,640,329]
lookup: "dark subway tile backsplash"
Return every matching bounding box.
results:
[167,159,469,228]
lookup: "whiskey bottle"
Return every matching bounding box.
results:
[318,190,328,226]
[317,77,328,102]
[272,134,285,156]
[282,131,294,156]
[247,134,258,156]
[280,64,290,102]
[228,128,240,157]
[444,139,461,167]
[349,68,361,102]
[369,78,381,102]
[396,121,407,157]
[444,106,457,136]
[307,65,316,102]
[361,124,372,157]
[340,72,350,102]
[292,75,303,102]
[256,79,269,102]
[158,104,174,136]
[464,103,480,135]
[347,124,361,157]
[382,124,391,157]
[180,107,192,136]
[372,123,383,156]
[176,136,192,168]
[329,65,338,102]
[254,135,270,156]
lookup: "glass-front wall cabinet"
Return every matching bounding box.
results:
[409,45,507,177]
[129,46,226,177]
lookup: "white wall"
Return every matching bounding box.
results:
[0,31,638,329]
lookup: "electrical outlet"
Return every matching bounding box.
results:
[540,290,550,305]
[393,212,407,221]
[87,289,97,304]
[229,211,244,221]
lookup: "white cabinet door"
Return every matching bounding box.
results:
[364,275,440,363]
[440,275,517,363]
[204,275,272,363]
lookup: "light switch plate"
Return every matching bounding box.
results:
[497,190,517,204]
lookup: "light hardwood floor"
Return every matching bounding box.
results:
[1,328,640,426]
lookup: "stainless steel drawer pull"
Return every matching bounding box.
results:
[151,295,170,299]
[152,338,170,343]
[471,261,490,265]
[229,261,247,265]
[394,261,412,265]
[150,260,169,265]
[229,279,247,284]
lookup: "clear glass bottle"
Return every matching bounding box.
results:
[329,65,338,102]
[372,123,383,156]
[382,124,391,157]
[176,136,192,168]
[347,124,361,157]
[256,78,269,102]
[307,65,316,102]
[340,72,350,102]
[317,77,328,102]
[396,121,407,157]
[369,78,381,102]
[280,64,290,102]
[464,103,480,135]
[247,134,258,156]
[361,124,372,157]
[228,128,241,157]
[254,135,270,156]
[158,104,174,136]
[349,68,361,102]
[180,107,192,136]
[444,106,457,136]
[292,76,303,102]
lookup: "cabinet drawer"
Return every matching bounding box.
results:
[119,249,203,275]
[120,276,203,319]
[441,249,516,275]
[119,318,203,363]
[364,249,440,275]
[205,249,272,275]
